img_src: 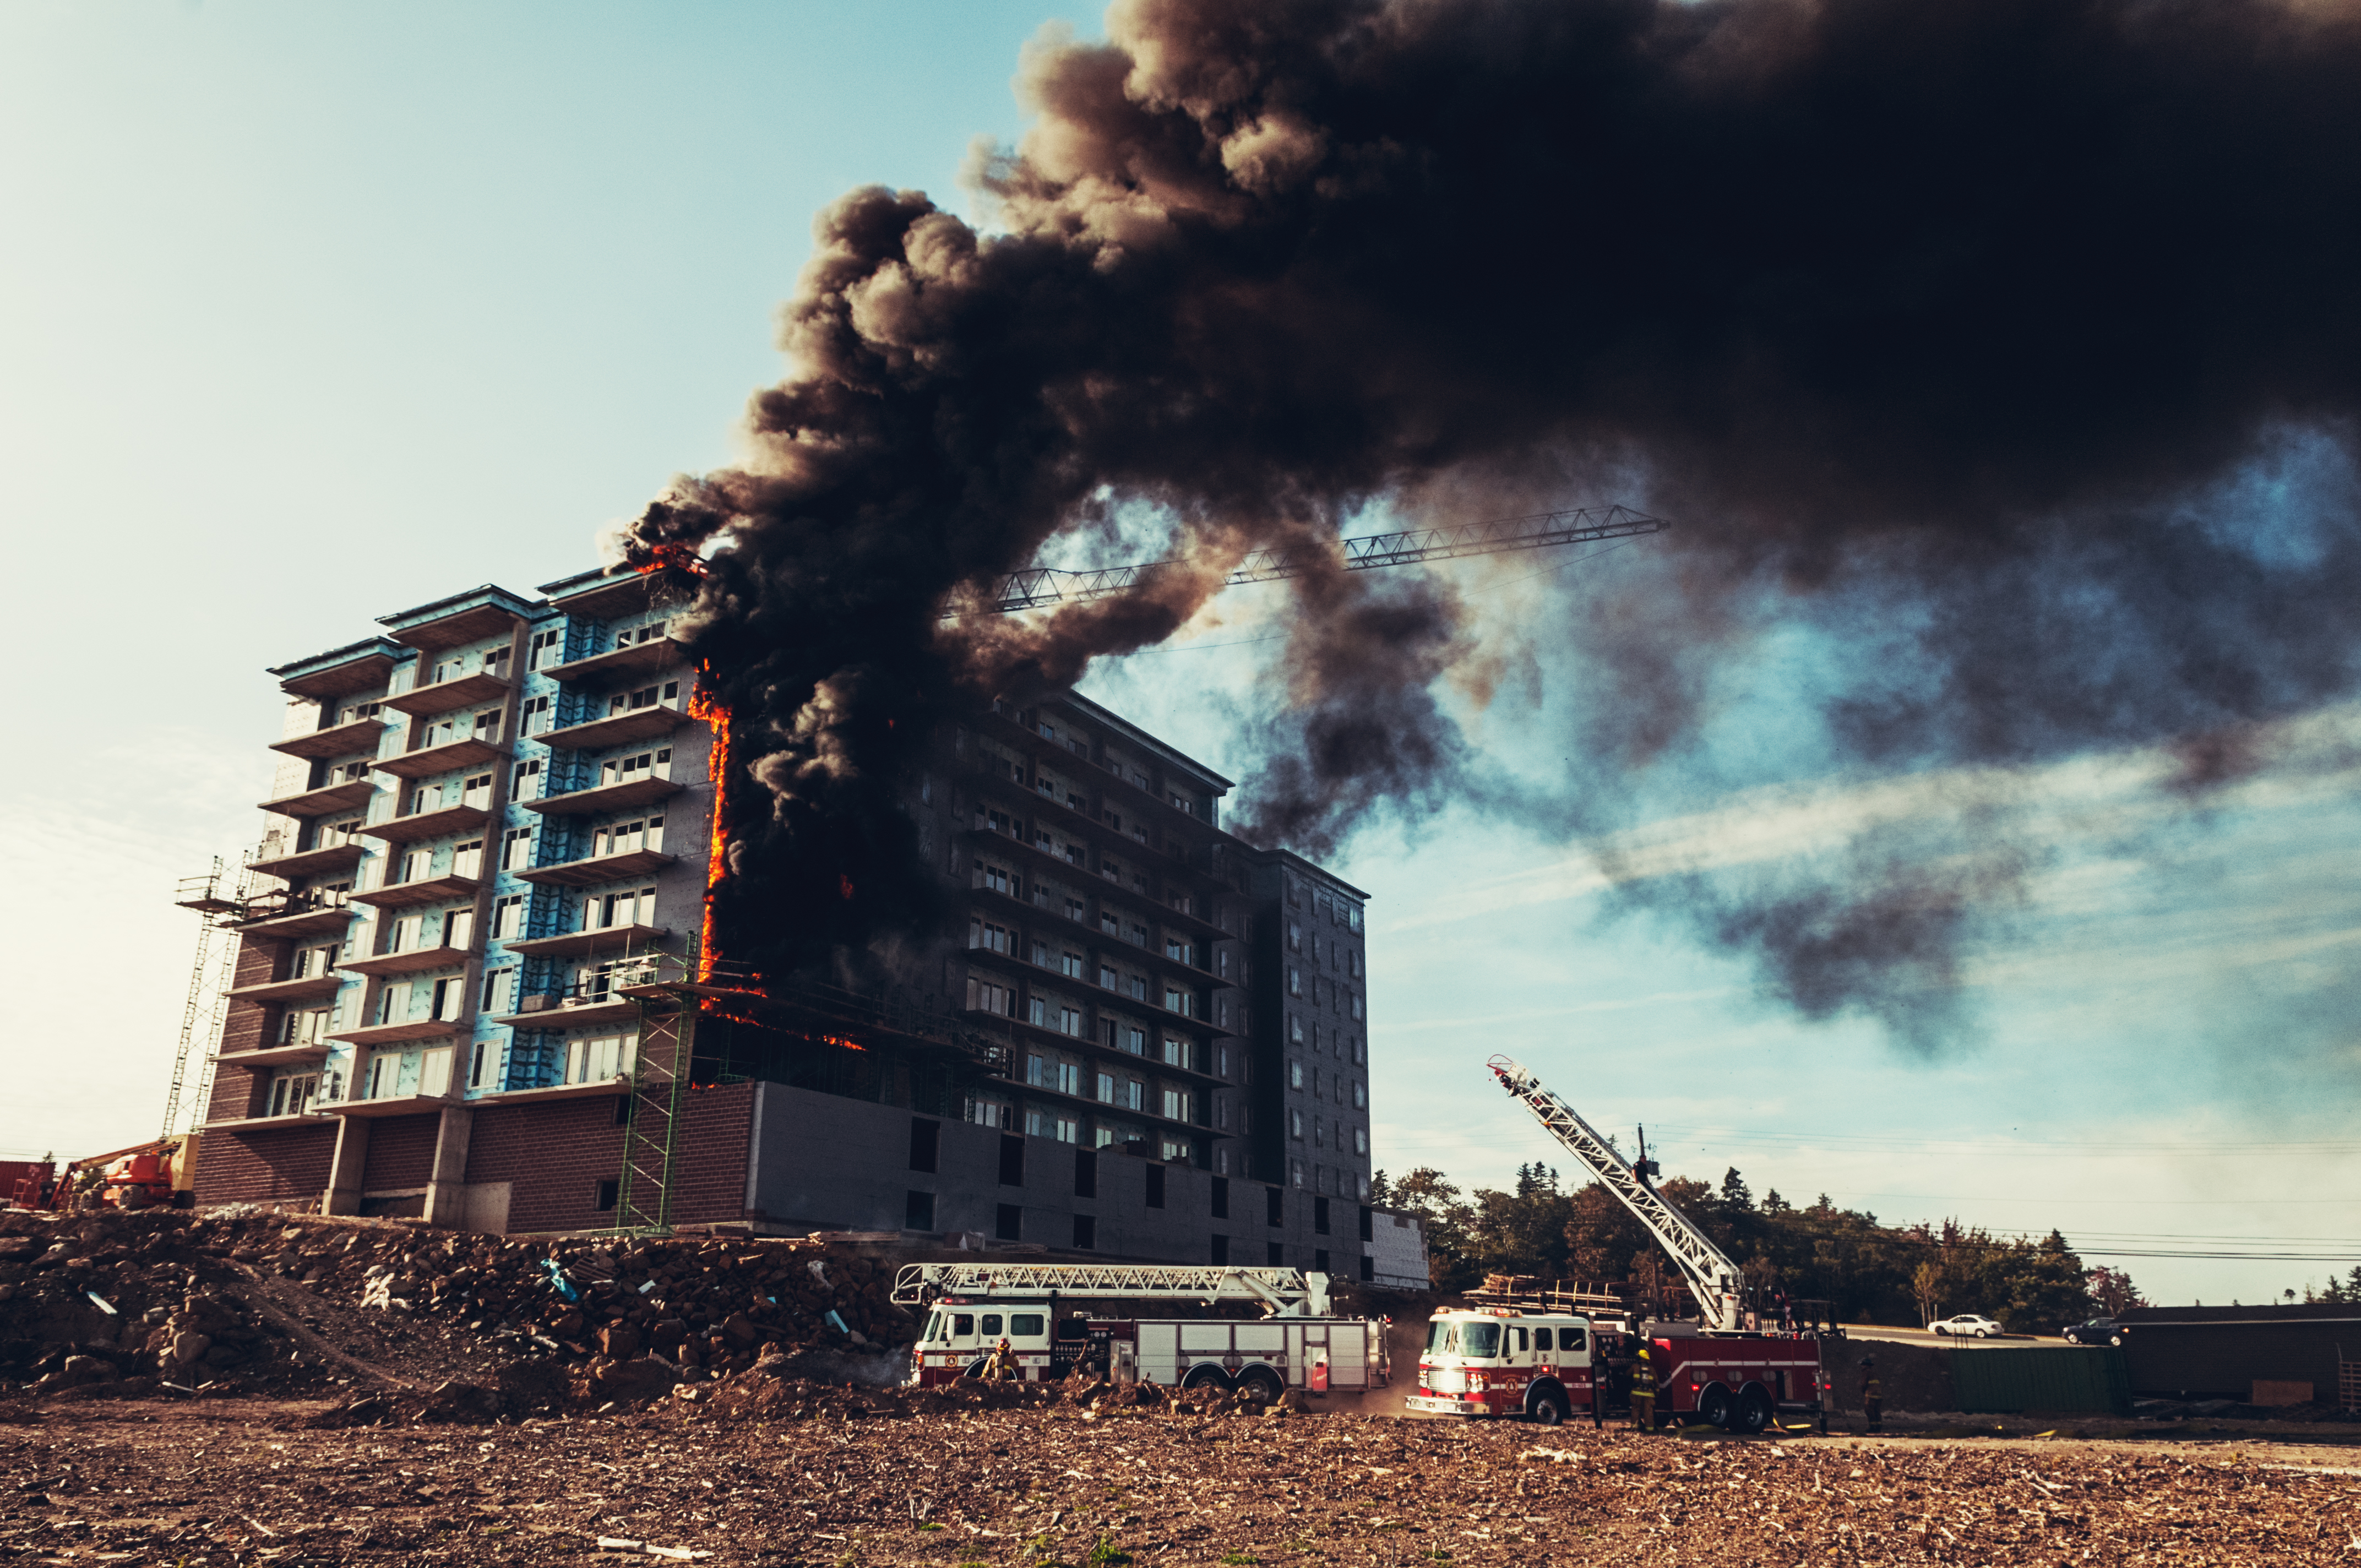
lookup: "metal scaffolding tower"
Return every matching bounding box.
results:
[165,854,255,1140]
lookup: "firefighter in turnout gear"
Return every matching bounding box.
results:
[1860,1358,1883,1432]
[981,1337,1018,1382]
[1631,1341,1657,1430]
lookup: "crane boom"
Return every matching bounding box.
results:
[980,505,1667,615]
[892,1262,1333,1318]
[1487,1053,1745,1332]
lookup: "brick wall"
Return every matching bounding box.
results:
[207,937,286,1123]
[361,1113,440,1192]
[461,1083,756,1234]
[194,1123,335,1207]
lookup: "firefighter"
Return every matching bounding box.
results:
[981,1336,1018,1382]
[1860,1357,1883,1433]
[1630,1341,1656,1431]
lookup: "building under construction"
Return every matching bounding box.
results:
[192,567,1421,1280]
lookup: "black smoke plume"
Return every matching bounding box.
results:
[626,0,2361,1036]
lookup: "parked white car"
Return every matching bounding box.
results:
[1930,1313,2003,1338]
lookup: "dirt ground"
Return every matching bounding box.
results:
[4,1395,2358,1566]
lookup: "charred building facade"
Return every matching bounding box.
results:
[194,570,1403,1280]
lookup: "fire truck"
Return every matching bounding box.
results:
[1404,1055,1829,1433]
[892,1263,1390,1398]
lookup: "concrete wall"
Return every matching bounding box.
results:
[2123,1318,2360,1402]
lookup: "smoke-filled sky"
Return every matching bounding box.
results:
[2,0,2355,1305]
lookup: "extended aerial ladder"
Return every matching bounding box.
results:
[1488,1054,1746,1332]
[892,1263,1334,1318]
[976,505,1666,614]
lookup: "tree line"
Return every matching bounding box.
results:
[1371,1163,2146,1333]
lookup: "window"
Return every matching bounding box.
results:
[1060,950,1084,978]
[1314,1196,1331,1235]
[1349,949,1363,978]
[969,918,1010,953]
[1162,1088,1191,1123]
[1072,1215,1095,1250]
[1314,1116,1326,1148]
[905,1190,936,1231]
[1268,1241,1285,1267]
[512,758,542,799]
[1288,966,1301,997]
[1125,1025,1146,1055]
[1352,1080,1367,1108]
[1315,1248,1330,1275]
[1290,1014,1304,1045]
[1053,1115,1079,1144]
[1031,939,1051,968]
[265,1071,319,1118]
[1162,1036,1189,1069]
[1351,992,1364,1020]
[1146,1164,1166,1208]
[500,826,534,870]
[1265,1186,1285,1227]
[1210,1234,1228,1265]
[480,967,514,1017]
[1288,922,1302,953]
[597,748,670,788]
[1353,1126,1368,1155]
[909,1118,939,1173]
[1059,1006,1082,1037]
[1536,1327,1554,1352]
[450,839,484,880]
[562,1033,635,1085]
[1026,1053,1046,1087]
[1291,1158,1305,1189]
[1288,1059,1304,1090]
[520,694,554,735]
[528,628,564,669]
[1352,1035,1366,1066]
[980,1313,1005,1338]
[998,1136,1025,1187]
[1100,910,1120,937]
[1055,1061,1080,1096]
[596,1178,619,1213]
[585,885,656,930]
[1164,987,1194,1017]
[461,771,493,807]
[1214,1096,1229,1130]
[1074,1148,1097,1197]
[1128,974,1148,1001]
[470,1036,501,1090]
[1098,963,1118,989]
[969,1096,1010,1129]
[966,978,1012,1016]
[1065,896,1086,922]
[1096,1072,1115,1104]
[975,860,1012,896]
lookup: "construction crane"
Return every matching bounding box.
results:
[891,1262,1335,1318]
[1488,1054,1746,1333]
[977,505,1667,614]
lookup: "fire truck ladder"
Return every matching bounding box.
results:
[891,1264,1335,1318]
[978,505,1667,614]
[1487,1054,1745,1332]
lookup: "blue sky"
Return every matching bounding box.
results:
[3,2,2352,1308]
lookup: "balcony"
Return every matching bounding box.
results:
[327,1017,469,1048]
[251,838,367,881]
[269,716,388,763]
[515,847,678,889]
[543,636,692,686]
[520,772,686,816]
[502,922,669,960]
[340,944,472,979]
[536,703,693,751]
[492,989,644,1030]
[385,668,511,718]
[375,736,508,781]
[322,1091,463,1119]
[209,1041,333,1068]
[230,895,358,941]
[225,973,344,1007]
[349,872,481,911]
[260,777,377,820]
[382,593,529,653]
[271,638,401,700]
[360,801,489,845]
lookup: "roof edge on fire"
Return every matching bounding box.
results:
[1062,689,1236,792]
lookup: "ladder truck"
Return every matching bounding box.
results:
[1403,1055,1827,1433]
[892,1264,1390,1399]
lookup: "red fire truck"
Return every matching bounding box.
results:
[893,1263,1390,1397]
[1406,1057,1830,1433]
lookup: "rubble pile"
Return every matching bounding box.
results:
[0,1207,916,1411]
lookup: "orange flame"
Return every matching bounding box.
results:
[690,668,730,982]
[633,541,708,578]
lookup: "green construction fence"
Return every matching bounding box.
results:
[1948,1346,2131,1415]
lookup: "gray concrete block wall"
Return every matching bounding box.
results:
[747,1081,1381,1272]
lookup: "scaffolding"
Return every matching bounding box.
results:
[165,852,257,1139]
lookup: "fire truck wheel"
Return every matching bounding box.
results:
[965,1359,992,1380]
[1735,1387,1775,1434]
[1181,1364,1233,1391]
[1528,1386,1568,1426]
[1697,1385,1735,1429]
[1237,1367,1285,1404]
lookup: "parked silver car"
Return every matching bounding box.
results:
[1930,1313,2003,1338]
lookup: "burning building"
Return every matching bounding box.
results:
[193,567,1416,1281]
